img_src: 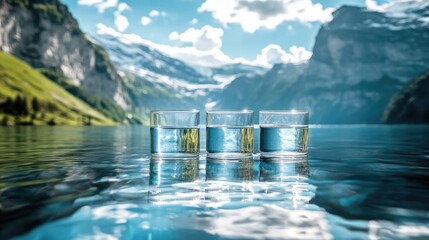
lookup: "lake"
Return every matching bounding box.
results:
[1,126,429,239]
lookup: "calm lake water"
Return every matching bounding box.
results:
[1,126,429,239]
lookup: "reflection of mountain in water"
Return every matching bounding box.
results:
[205,157,254,182]
[149,157,199,186]
[146,156,328,239]
[0,127,149,239]
[5,127,429,239]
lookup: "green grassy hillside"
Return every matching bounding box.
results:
[0,51,115,126]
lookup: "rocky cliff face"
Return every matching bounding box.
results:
[310,5,429,85]
[383,69,429,123]
[0,0,128,108]
[288,5,429,123]
[218,5,429,124]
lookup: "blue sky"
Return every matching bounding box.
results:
[61,0,389,67]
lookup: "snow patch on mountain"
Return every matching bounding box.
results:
[92,32,267,99]
[366,0,429,28]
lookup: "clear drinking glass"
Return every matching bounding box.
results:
[206,110,254,157]
[150,110,200,157]
[259,110,309,156]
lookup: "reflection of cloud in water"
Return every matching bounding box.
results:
[20,202,429,240]
[196,204,332,240]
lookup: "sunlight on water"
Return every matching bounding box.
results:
[1,126,429,239]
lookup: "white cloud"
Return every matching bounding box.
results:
[78,0,119,13]
[169,32,179,40]
[190,18,198,25]
[149,10,160,17]
[149,9,166,17]
[169,25,310,66]
[255,44,312,66]
[141,10,166,27]
[117,2,130,12]
[141,16,152,26]
[78,0,102,4]
[96,23,312,68]
[198,0,334,33]
[97,23,241,67]
[285,45,312,64]
[256,44,287,65]
[113,2,130,32]
[171,25,224,51]
[114,14,129,32]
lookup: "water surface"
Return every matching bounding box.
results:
[0,126,429,239]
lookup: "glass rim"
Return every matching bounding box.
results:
[150,109,199,114]
[259,110,308,115]
[206,109,253,114]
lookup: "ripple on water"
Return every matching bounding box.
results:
[1,126,429,239]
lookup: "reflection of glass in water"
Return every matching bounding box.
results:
[259,156,309,182]
[149,157,199,186]
[150,127,199,156]
[260,125,308,155]
[206,126,253,156]
[206,157,253,182]
[259,156,311,209]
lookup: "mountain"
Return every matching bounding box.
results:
[0,51,114,126]
[211,63,267,77]
[93,33,266,112]
[218,5,429,124]
[217,63,306,110]
[0,0,128,109]
[119,69,207,114]
[285,5,429,124]
[3,0,426,125]
[93,33,216,113]
[383,69,429,123]
[92,34,218,85]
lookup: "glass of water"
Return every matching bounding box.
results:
[259,110,309,156]
[150,110,200,157]
[206,110,254,157]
